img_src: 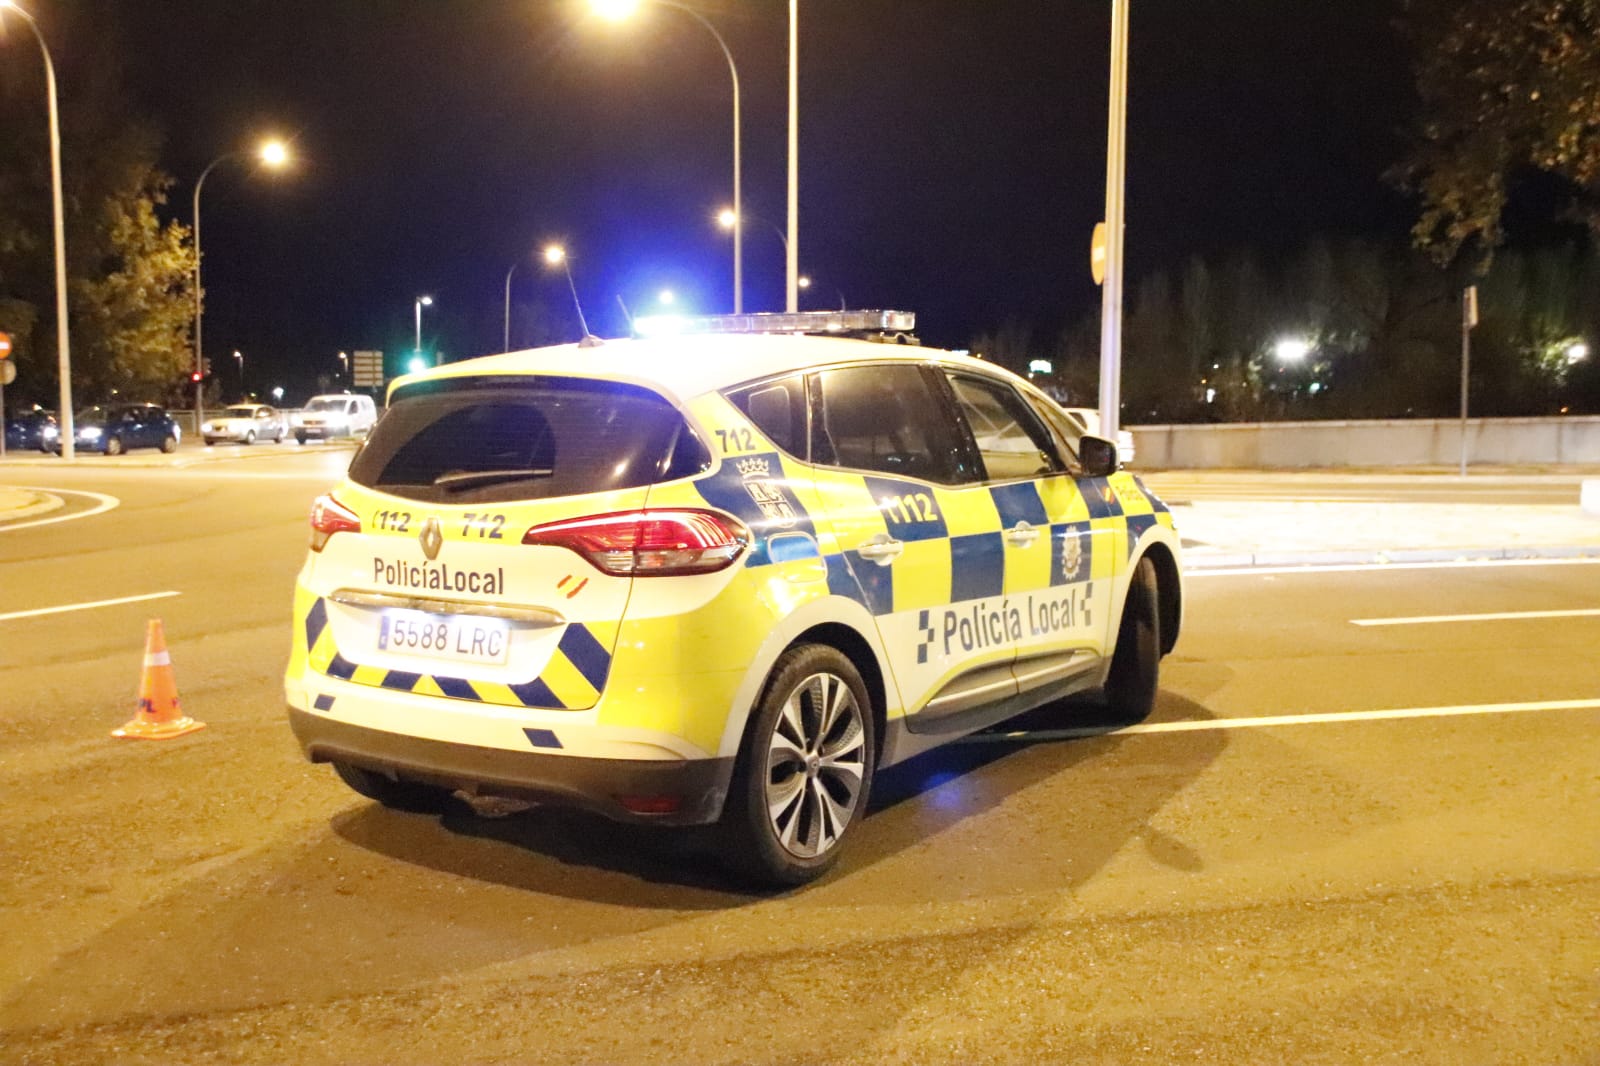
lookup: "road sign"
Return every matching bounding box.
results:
[1,360,16,385]
[352,350,384,388]
[1091,222,1108,286]
[0,331,12,359]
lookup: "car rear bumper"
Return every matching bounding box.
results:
[288,705,734,825]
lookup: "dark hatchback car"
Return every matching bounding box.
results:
[4,408,57,452]
[50,403,181,455]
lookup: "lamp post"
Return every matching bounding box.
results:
[0,1,74,458]
[414,295,433,363]
[233,350,244,396]
[786,0,799,312]
[543,245,591,340]
[1097,0,1130,439]
[503,251,535,352]
[338,350,348,382]
[193,138,289,436]
[592,0,742,314]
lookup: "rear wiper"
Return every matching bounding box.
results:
[434,468,554,490]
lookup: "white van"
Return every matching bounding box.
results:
[294,394,377,444]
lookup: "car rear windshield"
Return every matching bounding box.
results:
[348,375,710,504]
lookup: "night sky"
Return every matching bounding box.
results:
[90,0,1412,394]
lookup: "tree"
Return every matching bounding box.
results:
[0,11,195,407]
[1397,0,1600,263]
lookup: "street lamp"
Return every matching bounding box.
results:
[503,249,537,352]
[592,0,743,313]
[233,350,244,395]
[1274,338,1311,363]
[1566,341,1589,364]
[1,1,74,458]
[543,244,592,340]
[193,137,290,435]
[414,295,433,362]
[338,350,348,381]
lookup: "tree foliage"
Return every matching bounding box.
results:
[1397,0,1600,263]
[0,13,195,408]
[990,238,1600,423]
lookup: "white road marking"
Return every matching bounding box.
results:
[1185,557,1600,577]
[963,698,1600,744]
[0,488,120,532]
[1352,608,1600,627]
[0,590,181,623]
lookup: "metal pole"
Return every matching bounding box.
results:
[503,259,520,352]
[415,300,423,355]
[1459,286,1474,477]
[6,6,74,458]
[192,156,233,438]
[785,0,799,313]
[1097,0,1130,439]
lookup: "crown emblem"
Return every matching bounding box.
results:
[735,456,771,479]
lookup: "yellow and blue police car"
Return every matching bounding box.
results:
[285,310,1183,886]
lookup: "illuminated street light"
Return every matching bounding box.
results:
[592,0,742,313]
[543,245,592,340]
[414,295,433,361]
[193,137,291,435]
[0,1,73,457]
[338,350,349,380]
[1566,341,1589,364]
[658,289,676,306]
[233,350,244,393]
[1275,338,1312,363]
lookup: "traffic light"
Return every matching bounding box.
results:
[190,371,203,383]
[202,357,212,375]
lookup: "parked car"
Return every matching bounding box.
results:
[49,403,180,455]
[203,403,287,445]
[4,407,56,452]
[285,310,1183,886]
[293,394,377,444]
[1061,406,1136,466]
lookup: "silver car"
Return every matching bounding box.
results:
[202,404,287,446]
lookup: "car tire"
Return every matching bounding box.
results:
[331,761,458,814]
[1103,556,1161,723]
[204,439,215,447]
[104,436,123,456]
[295,432,307,445]
[161,434,178,454]
[719,644,874,888]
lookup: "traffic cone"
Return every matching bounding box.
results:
[112,619,205,740]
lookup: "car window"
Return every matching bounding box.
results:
[945,373,1065,481]
[813,364,976,484]
[350,375,710,504]
[1023,398,1085,471]
[724,374,807,458]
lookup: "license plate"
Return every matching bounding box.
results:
[377,610,511,667]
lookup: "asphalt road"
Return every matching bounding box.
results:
[1,454,1596,1065]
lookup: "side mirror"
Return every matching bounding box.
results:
[1078,434,1119,478]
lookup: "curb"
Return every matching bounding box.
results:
[0,489,66,521]
[1183,544,1600,571]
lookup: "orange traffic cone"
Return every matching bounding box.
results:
[112,619,205,740]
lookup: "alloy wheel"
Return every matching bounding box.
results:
[764,671,868,859]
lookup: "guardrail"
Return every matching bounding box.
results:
[1131,415,1600,468]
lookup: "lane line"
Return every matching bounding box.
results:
[0,488,120,532]
[962,698,1600,744]
[1185,557,1600,577]
[0,590,181,622]
[1352,608,1600,627]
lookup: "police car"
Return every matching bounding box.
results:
[285,311,1183,886]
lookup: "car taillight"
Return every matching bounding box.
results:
[309,494,361,552]
[522,509,748,577]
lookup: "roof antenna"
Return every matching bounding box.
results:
[614,293,635,335]
[543,244,603,348]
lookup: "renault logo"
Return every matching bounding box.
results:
[419,517,443,561]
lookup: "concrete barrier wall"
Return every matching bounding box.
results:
[1131,416,1600,468]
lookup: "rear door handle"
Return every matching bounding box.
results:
[1004,521,1040,548]
[857,535,903,565]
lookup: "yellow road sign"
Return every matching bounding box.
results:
[1091,223,1108,286]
